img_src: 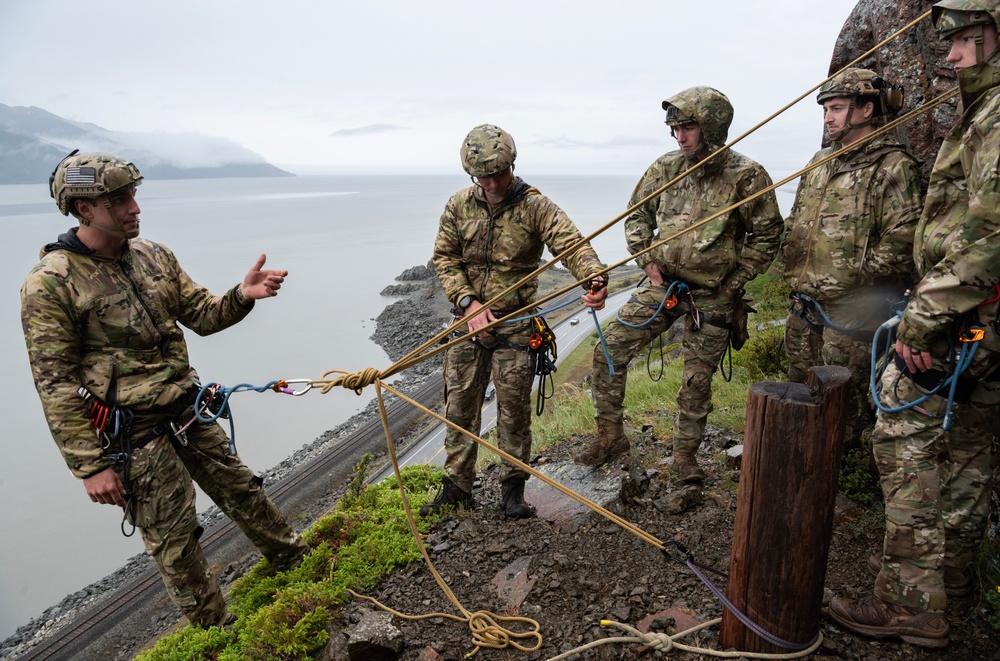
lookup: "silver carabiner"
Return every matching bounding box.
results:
[275,379,312,396]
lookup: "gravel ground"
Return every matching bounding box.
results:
[342,428,1000,661]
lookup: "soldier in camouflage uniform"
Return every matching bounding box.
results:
[575,87,783,482]
[829,1,1000,648]
[783,68,922,446]
[424,125,608,519]
[20,152,308,629]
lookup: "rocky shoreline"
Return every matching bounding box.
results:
[0,265,450,660]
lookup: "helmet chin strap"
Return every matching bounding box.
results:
[828,97,874,143]
[79,198,133,239]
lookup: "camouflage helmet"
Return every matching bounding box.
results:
[661,86,734,148]
[460,124,517,178]
[50,150,143,216]
[932,0,1000,39]
[817,68,904,117]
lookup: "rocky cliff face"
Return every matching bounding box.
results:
[829,0,957,188]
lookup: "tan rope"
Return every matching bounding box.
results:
[382,83,957,381]
[344,380,542,657]
[387,10,933,379]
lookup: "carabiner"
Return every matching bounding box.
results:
[272,379,313,396]
[661,540,693,566]
[959,328,985,343]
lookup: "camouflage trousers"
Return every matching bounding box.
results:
[592,284,733,455]
[784,311,876,445]
[442,320,535,493]
[870,355,999,612]
[116,416,307,628]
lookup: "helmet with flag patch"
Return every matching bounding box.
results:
[50,150,143,217]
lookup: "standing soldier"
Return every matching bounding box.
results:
[21,152,308,629]
[575,87,783,482]
[783,68,922,446]
[829,0,1000,648]
[425,125,608,519]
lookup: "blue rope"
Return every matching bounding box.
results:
[795,292,876,335]
[614,280,687,329]
[500,293,617,376]
[503,296,579,323]
[194,381,285,454]
[869,315,980,431]
[590,308,614,377]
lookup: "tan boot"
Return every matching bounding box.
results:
[672,452,705,483]
[828,594,949,648]
[574,419,630,466]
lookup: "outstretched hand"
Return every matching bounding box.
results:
[241,253,288,300]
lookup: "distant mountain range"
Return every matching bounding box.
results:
[0,103,293,184]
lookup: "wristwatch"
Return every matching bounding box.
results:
[459,295,479,310]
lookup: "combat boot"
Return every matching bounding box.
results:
[500,476,535,519]
[828,594,949,648]
[419,476,475,516]
[574,419,630,466]
[866,554,973,597]
[672,452,706,483]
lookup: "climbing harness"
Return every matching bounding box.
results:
[870,312,984,431]
[615,278,686,329]
[82,379,309,536]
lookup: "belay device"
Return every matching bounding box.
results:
[528,315,558,415]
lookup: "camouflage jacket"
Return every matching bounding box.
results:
[20,229,252,478]
[782,134,921,301]
[625,148,782,291]
[433,178,603,314]
[897,57,1000,353]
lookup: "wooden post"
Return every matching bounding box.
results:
[719,365,850,653]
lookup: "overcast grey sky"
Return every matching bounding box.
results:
[0,0,864,176]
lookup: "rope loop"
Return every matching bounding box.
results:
[315,367,384,395]
[467,610,541,653]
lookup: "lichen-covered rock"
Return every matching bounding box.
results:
[347,610,404,661]
[829,0,957,187]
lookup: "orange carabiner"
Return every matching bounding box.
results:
[959,328,985,343]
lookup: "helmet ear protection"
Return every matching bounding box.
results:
[866,75,905,118]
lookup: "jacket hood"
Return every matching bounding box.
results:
[43,227,96,256]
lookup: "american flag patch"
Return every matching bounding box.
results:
[65,167,97,184]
